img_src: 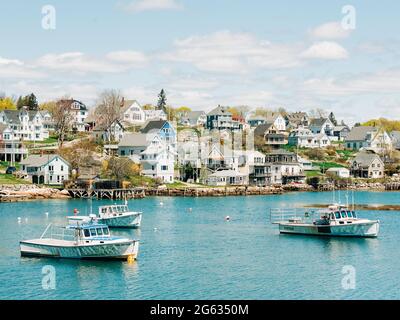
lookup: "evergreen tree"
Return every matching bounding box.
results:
[27,93,39,111]
[16,96,25,109]
[157,89,167,112]
[329,112,338,126]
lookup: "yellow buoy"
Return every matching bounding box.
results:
[127,255,135,263]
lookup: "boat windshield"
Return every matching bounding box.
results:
[103,227,109,235]
[340,211,347,219]
[352,211,357,218]
[335,211,341,219]
[346,211,353,218]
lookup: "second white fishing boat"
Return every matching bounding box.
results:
[68,204,142,228]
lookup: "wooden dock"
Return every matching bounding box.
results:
[67,188,146,200]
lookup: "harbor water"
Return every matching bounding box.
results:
[0,191,399,300]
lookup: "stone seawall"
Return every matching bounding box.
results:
[0,185,71,202]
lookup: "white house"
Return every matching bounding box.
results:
[0,124,28,162]
[66,99,88,132]
[264,112,286,131]
[288,127,331,148]
[206,169,246,186]
[309,118,334,137]
[326,167,350,178]
[118,132,176,183]
[120,100,146,125]
[350,150,385,179]
[0,108,49,141]
[144,109,167,121]
[20,154,70,185]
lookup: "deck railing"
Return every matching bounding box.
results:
[269,208,319,224]
[40,223,76,241]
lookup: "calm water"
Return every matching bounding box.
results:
[0,191,399,300]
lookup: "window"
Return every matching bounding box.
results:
[89,229,97,237]
[96,228,103,236]
[161,165,168,171]
[335,212,341,219]
[61,165,64,172]
[84,229,90,237]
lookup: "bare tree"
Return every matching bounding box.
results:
[53,99,74,147]
[95,89,123,142]
[107,157,134,181]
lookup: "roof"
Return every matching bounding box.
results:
[118,133,154,147]
[286,112,308,121]
[140,120,168,133]
[120,99,140,114]
[345,126,376,141]
[207,105,231,116]
[264,112,283,123]
[333,125,349,131]
[254,122,275,136]
[326,167,349,172]
[309,117,330,127]
[352,151,382,167]
[93,119,124,131]
[20,154,70,167]
[266,149,296,156]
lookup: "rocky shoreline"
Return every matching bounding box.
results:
[0,185,71,202]
[0,181,399,203]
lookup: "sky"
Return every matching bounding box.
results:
[1,0,400,123]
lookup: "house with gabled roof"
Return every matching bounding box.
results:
[20,154,70,185]
[309,117,334,137]
[120,99,146,125]
[140,119,176,149]
[92,119,125,143]
[0,107,49,141]
[350,150,385,178]
[254,122,288,149]
[206,105,242,131]
[285,112,309,129]
[345,126,392,154]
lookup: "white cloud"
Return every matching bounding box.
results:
[161,30,302,73]
[309,22,351,39]
[301,41,348,60]
[36,51,148,74]
[106,50,148,66]
[301,69,400,96]
[124,0,183,12]
[0,56,23,66]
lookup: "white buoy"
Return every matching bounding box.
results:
[225,216,231,221]
[154,228,158,232]
[188,208,192,212]
[159,202,164,206]
[17,217,22,223]
[45,212,49,216]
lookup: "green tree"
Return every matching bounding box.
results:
[157,89,167,112]
[329,112,338,126]
[16,93,39,110]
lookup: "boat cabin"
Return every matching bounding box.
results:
[98,205,129,217]
[316,205,358,225]
[67,223,111,240]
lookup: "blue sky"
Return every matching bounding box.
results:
[1,0,400,123]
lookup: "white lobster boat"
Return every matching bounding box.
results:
[270,204,379,238]
[20,223,139,261]
[68,204,142,228]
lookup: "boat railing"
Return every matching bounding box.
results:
[40,223,76,241]
[269,208,320,224]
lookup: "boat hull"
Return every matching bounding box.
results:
[278,221,379,238]
[100,213,142,228]
[20,239,139,260]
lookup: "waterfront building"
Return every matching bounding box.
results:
[118,132,175,183]
[288,127,331,148]
[326,167,350,178]
[265,149,306,185]
[20,154,70,185]
[0,124,28,163]
[206,169,247,186]
[140,119,177,149]
[350,150,385,178]
[235,150,267,186]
